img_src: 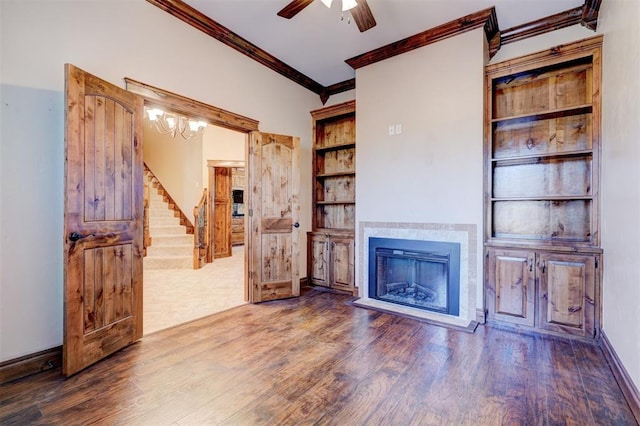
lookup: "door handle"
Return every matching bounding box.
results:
[293,222,300,228]
[68,232,95,242]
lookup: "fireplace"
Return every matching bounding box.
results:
[368,237,460,316]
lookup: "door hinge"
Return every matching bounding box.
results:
[249,146,253,155]
[595,257,598,269]
[249,209,253,217]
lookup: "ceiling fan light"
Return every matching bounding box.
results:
[342,0,357,11]
[320,0,332,8]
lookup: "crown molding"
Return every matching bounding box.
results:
[582,0,603,31]
[346,7,498,70]
[500,1,602,47]
[320,79,356,104]
[500,6,583,46]
[146,0,325,98]
[148,1,603,104]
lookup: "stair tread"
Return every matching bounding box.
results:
[145,170,194,269]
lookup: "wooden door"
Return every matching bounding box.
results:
[486,248,535,327]
[211,167,232,259]
[538,253,596,337]
[330,236,354,292]
[247,132,300,302]
[63,64,144,376]
[308,232,329,287]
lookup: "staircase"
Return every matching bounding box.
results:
[144,170,194,269]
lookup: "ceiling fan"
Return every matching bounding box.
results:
[277,0,377,33]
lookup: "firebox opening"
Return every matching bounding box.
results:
[368,238,460,316]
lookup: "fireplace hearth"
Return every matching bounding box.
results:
[369,237,460,316]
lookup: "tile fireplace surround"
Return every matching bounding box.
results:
[354,222,478,329]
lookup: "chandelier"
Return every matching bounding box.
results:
[145,107,207,140]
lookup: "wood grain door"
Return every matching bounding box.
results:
[329,236,355,292]
[247,132,300,302]
[211,167,232,259]
[63,64,144,376]
[308,232,329,287]
[486,248,535,327]
[538,253,596,337]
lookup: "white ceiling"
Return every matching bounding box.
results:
[184,0,584,87]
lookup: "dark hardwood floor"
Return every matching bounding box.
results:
[1,289,636,425]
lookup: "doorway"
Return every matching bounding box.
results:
[64,66,301,375]
[124,77,260,335]
[142,121,248,334]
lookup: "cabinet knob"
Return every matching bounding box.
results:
[293,222,300,228]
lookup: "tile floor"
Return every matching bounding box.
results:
[143,246,246,335]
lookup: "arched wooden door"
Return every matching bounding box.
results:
[247,132,300,302]
[63,64,144,376]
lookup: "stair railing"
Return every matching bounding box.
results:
[143,180,151,256]
[144,163,195,234]
[193,188,209,269]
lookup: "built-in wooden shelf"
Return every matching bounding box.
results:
[309,100,356,295]
[314,142,356,153]
[315,201,356,205]
[491,196,593,202]
[492,104,592,124]
[484,36,603,341]
[491,150,593,164]
[316,171,356,179]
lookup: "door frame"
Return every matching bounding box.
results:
[124,78,259,303]
[208,161,246,262]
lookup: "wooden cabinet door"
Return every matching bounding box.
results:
[538,253,596,337]
[212,167,232,259]
[486,249,535,327]
[64,64,143,376]
[247,132,300,302]
[308,233,329,287]
[330,237,354,292]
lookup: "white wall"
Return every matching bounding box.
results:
[144,126,204,216]
[355,28,486,305]
[598,0,640,392]
[201,125,246,185]
[0,0,322,362]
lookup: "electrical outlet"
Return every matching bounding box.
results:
[395,124,402,135]
[388,125,395,136]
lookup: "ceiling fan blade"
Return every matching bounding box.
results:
[350,0,377,32]
[277,0,315,19]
